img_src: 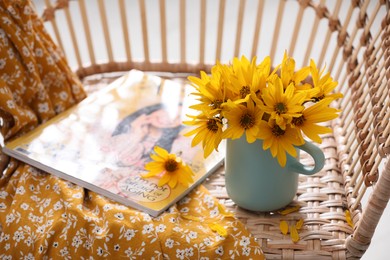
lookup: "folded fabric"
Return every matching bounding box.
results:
[0,1,264,259]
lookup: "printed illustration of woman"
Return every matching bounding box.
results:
[96,102,193,196]
[111,103,184,167]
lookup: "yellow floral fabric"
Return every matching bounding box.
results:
[0,1,264,259]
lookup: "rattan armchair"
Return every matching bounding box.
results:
[30,0,390,259]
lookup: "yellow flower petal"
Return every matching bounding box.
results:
[290,224,300,243]
[181,215,202,221]
[280,220,289,235]
[208,223,228,237]
[157,173,171,187]
[154,146,169,157]
[168,173,178,188]
[218,203,235,218]
[345,210,353,228]
[277,205,301,215]
[296,219,304,230]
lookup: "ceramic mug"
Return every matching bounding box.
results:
[225,135,325,212]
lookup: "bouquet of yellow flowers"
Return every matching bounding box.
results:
[184,53,343,167]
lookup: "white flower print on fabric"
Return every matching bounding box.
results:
[215,246,224,256]
[24,236,33,247]
[0,201,6,209]
[59,247,69,257]
[180,207,189,213]
[6,6,17,16]
[142,224,154,234]
[176,249,185,260]
[23,5,32,15]
[188,231,197,240]
[20,203,29,210]
[53,201,63,211]
[84,240,93,250]
[6,100,15,109]
[168,217,177,224]
[240,236,251,247]
[7,48,14,59]
[0,191,8,199]
[92,226,103,236]
[13,230,24,243]
[5,213,15,225]
[58,91,68,101]
[103,204,112,211]
[155,224,166,233]
[114,212,124,221]
[27,61,35,73]
[35,48,43,57]
[142,213,152,222]
[242,246,251,256]
[185,247,194,257]
[96,247,104,256]
[36,225,45,234]
[209,207,219,218]
[165,238,175,248]
[179,197,191,205]
[72,192,83,199]
[37,102,49,113]
[2,17,12,26]
[0,58,6,69]
[22,46,30,57]
[122,228,136,241]
[72,235,83,249]
[24,253,34,260]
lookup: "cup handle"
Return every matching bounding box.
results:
[288,141,325,175]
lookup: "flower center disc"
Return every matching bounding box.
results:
[207,119,219,132]
[271,125,285,137]
[292,115,305,126]
[212,99,223,109]
[274,102,287,114]
[240,113,255,129]
[240,86,250,98]
[165,159,178,172]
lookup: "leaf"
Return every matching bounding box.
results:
[208,223,228,237]
[289,224,300,243]
[296,219,304,230]
[279,220,289,235]
[345,210,353,228]
[277,205,301,215]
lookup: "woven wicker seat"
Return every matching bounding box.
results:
[29,0,390,259]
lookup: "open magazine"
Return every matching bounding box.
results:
[3,70,224,217]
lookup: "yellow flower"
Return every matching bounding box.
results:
[222,99,263,143]
[261,76,305,129]
[142,146,194,188]
[257,120,304,167]
[184,114,223,158]
[222,56,273,105]
[291,99,340,143]
[310,59,343,101]
[188,65,226,112]
[280,52,310,89]
[224,56,260,100]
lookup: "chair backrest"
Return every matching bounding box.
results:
[33,0,390,257]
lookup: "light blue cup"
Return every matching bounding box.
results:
[225,135,325,212]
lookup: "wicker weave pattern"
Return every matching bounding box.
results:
[14,0,390,258]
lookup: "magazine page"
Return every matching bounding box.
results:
[4,70,224,216]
